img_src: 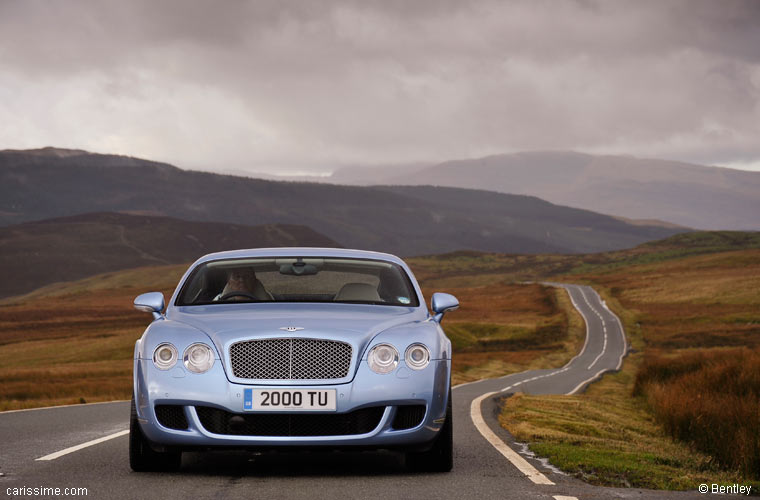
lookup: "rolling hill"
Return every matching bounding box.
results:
[0,148,682,256]
[297,152,759,230]
[0,212,339,299]
[388,152,760,230]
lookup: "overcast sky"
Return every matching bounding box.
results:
[1,0,759,174]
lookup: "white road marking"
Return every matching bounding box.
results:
[592,288,628,370]
[0,400,128,415]
[470,392,555,485]
[566,369,606,395]
[35,430,129,461]
[501,366,570,393]
[554,496,579,500]
[453,367,533,391]
[579,287,607,371]
[586,333,607,370]
[548,284,589,368]
[453,378,486,390]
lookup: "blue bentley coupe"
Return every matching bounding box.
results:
[130,248,458,472]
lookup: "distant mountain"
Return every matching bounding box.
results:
[251,151,760,230]
[0,212,339,299]
[329,162,432,184]
[378,152,760,230]
[0,148,683,257]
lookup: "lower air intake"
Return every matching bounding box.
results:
[155,405,189,430]
[392,405,426,430]
[195,406,385,437]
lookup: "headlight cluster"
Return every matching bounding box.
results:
[152,342,215,373]
[367,343,398,374]
[368,343,430,374]
[153,343,178,370]
[405,343,430,370]
[183,343,215,373]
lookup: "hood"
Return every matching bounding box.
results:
[168,302,428,382]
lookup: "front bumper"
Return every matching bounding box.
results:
[134,357,450,449]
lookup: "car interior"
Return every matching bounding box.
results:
[176,258,418,306]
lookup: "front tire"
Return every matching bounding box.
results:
[406,389,453,472]
[129,396,181,472]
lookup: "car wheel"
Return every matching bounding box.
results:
[406,389,453,472]
[129,396,182,472]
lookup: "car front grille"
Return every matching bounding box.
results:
[229,338,352,380]
[195,406,385,437]
[155,405,189,430]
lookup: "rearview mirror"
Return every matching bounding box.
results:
[431,292,459,323]
[134,292,165,320]
[279,263,319,275]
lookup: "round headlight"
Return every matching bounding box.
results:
[153,343,178,370]
[405,343,430,370]
[367,343,399,374]
[183,343,215,374]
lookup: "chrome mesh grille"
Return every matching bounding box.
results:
[229,338,352,380]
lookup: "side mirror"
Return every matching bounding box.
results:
[431,292,459,323]
[134,292,165,320]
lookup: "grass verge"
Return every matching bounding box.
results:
[500,356,759,490]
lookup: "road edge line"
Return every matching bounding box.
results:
[566,369,607,395]
[543,283,590,369]
[0,400,129,415]
[35,430,129,461]
[590,288,628,371]
[470,392,555,485]
[453,379,484,390]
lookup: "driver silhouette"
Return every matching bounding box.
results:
[213,268,272,301]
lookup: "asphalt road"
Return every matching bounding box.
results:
[0,284,707,499]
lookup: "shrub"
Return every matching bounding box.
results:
[634,348,760,478]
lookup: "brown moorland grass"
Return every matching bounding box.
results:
[0,264,185,410]
[569,249,760,349]
[408,231,760,290]
[634,348,760,477]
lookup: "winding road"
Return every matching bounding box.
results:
[0,284,705,499]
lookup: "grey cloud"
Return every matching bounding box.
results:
[0,0,759,172]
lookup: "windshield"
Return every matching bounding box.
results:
[175,257,420,307]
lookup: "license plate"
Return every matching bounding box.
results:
[243,388,337,411]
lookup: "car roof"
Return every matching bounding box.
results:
[193,247,408,267]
